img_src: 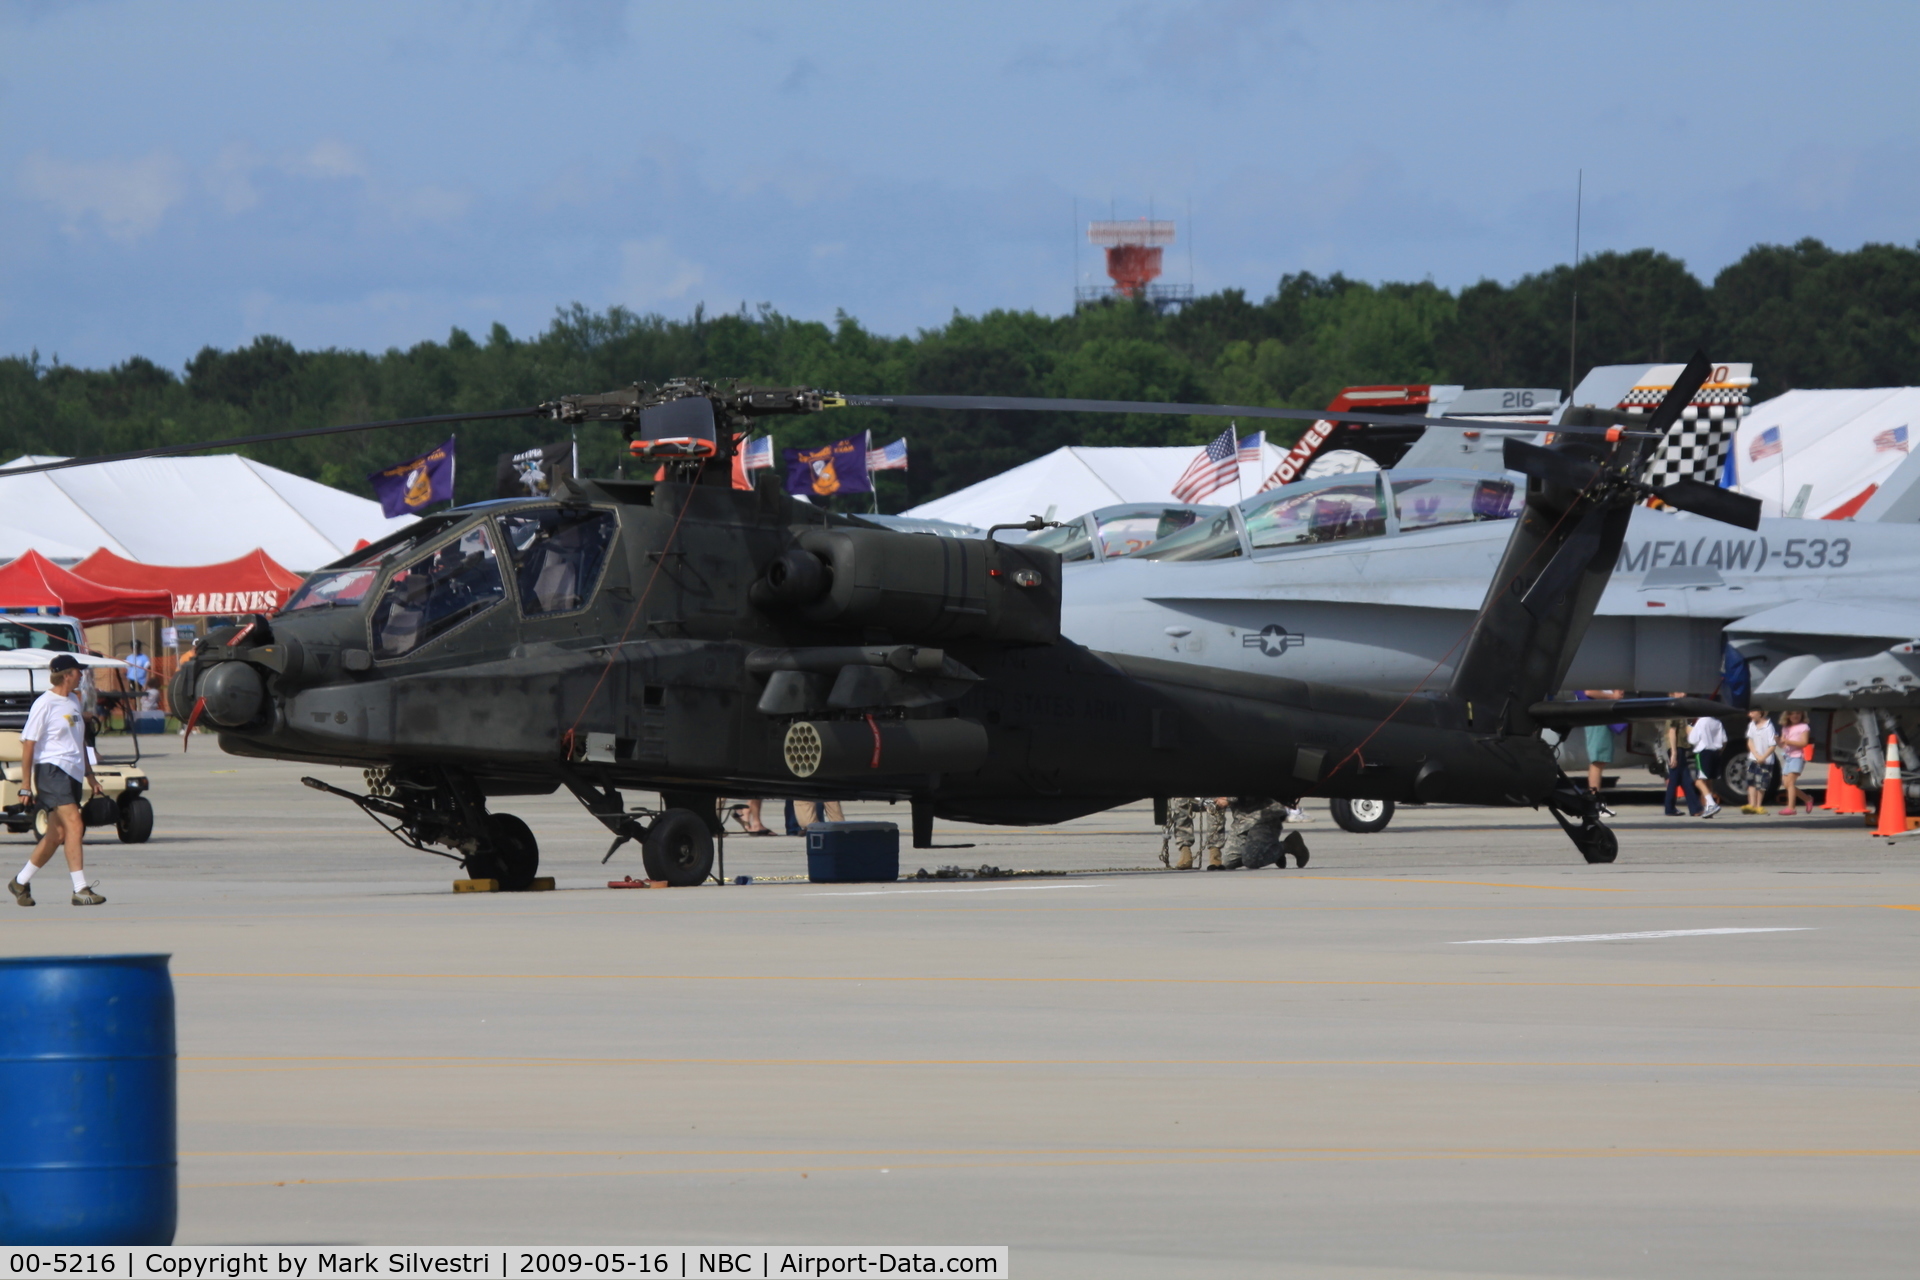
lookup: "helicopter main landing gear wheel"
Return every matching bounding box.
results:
[643,808,715,886]
[1329,797,1395,833]
[465,813,540,891]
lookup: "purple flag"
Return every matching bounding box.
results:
[784,434,872,498]
[369,437,456,517]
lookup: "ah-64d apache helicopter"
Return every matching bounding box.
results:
[16,353,1761,888]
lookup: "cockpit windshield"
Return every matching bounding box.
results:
[1127,468,1521,565]
[1390,472,1519,531]
[1093,505,1217,557]
[499,509,617,615]
[1130,508,1242,561]
[369,525,505,659]
[281,568,377,613]
[1242,473,1386,550]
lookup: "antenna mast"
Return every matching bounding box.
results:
[1568,170,1582,399]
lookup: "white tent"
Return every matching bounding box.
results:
[1728,388,1920,519]
[0,455,416,570]
[900,442,1291,529]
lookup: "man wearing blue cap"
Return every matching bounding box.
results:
[10,654,106,906]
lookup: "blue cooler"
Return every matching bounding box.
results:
[806,821,899,883]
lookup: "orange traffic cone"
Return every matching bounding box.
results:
[1872,736,1909,836]
[1824,762,1870,815]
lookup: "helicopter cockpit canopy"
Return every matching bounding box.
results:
[1130,468,1520,562]
[370,525,503,659]
[1029,503,1223,563]
[279,505,620,658]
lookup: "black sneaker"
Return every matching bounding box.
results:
[71,885,105,906]
[8,878,33,907]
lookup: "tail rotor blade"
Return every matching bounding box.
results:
[1643,350,1714,439]
[1503,438,1603,491]
[1654,477,1764,530]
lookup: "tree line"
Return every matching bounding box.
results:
[3,237,1915,513]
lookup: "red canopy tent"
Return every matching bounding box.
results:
[74,548,306,617]
[0,550,173,622]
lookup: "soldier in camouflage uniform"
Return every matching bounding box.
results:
[1214,797,1309,870]
[1161,797,1226,870]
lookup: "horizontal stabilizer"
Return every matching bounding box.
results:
[1528,696,1737,726]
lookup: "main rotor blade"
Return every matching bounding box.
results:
[0,406,545,479]
[1642,350,1714,439]
[1503,438,1603,490]
[841,393,1658,439]
[1654,477,1764,530]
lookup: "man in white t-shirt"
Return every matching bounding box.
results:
[10,654,106,906]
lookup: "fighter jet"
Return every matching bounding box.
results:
[1057,364,1920,812]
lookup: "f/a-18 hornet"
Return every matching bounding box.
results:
[14,354,1760,886]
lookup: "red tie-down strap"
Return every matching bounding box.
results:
[181,696,206,752]
[866,714,883,770]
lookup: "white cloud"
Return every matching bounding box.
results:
[20,149,187,242]
[617,236,705,307]
[290,138,370,180]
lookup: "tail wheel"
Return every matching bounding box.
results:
[1329,797,1395,834]
[116,796,154,844]
[467,814,539,890]
[643,808,715,887]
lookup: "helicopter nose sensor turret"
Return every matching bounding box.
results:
[197,660,267,727]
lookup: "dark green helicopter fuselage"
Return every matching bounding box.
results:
[181,471,1602,839]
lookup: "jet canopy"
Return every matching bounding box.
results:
[1130,468,1521,562]
[1028,503,1224,563]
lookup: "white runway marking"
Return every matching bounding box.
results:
[1453,927,1814,945]
[807,883,1106,898]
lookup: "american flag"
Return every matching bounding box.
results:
[1875,424,1909,453]
[1748,426,1782,462]
[1172,426,1240,503]
[869,436,909,471]
[741,435,775,470]
[1236,430,1263,463]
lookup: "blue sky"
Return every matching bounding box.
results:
[3,0,1916,369]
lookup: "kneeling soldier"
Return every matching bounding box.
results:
[1214,797,1309,870]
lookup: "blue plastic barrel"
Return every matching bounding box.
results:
[0,954,176,1244]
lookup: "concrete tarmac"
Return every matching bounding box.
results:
[4,734,1917,1277]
